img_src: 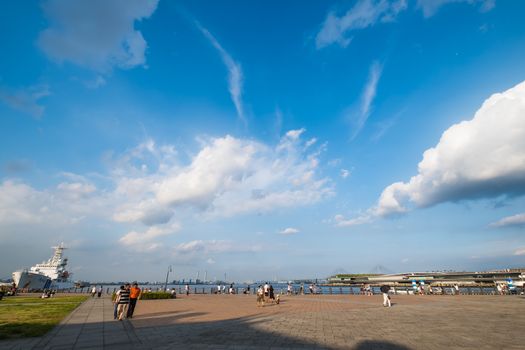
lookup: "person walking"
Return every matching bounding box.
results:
[256,285,264,307]
[114,286,123,319]
[127,282,141,318]
[185,284,190,296]
[380,285,391,307]
[97,285,103,298]
[117,284,130,320]
[263,283,269,302]
[91,285,97,297]
[269,284,275,303]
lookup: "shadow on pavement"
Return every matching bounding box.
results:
[132,315,324,348]
[353,340,411,350]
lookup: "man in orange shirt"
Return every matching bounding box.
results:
[127,282,142,318]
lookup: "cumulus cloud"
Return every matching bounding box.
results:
[490,213,525,228]
[416,0,495,18]
[0,178,103,228]
[112,131,332,223]
[339,80,525,226]
[38,0,159,72]
[377,80,525,216]
[315,0,407,49]
[0,84,50,118]
[279,227,300,235]
[0,131,332,249]
[196,23,246,125]
[120,223,181,249]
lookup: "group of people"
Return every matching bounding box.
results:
[256,282,279,306]
[90,285,103,298]
[114,282,142,320]
[214,283,237,294]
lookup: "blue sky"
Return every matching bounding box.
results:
[1,0,524,282]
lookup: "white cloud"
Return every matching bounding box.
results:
[334,214,373,227]
[305,138,318,148]
[416,0,495,18]
[279,227,300,235]
[0,178,104,228]
[119,223,181,248]
[515,247,525,256]
[173,240,260,258]
[38,0,159,72]
[0,84,50,118]
[316,0,495,49]
[196,23,246,125]
[376,80,525,217]
[348,61,383,140]
[490,213,525,228]
[285,128,306,140]
[315,0,407,49]
[0,131,332,249]
[341,80,525,226]
[112,131,332,221]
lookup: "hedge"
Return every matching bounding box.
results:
[140,291,174,300]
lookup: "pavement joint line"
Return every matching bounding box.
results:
[32,296,93,349]
[1,294,524,349]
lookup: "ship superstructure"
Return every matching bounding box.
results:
[12,243,74,290]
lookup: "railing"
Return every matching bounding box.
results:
[48,285,524,296]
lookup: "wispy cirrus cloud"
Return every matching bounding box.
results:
[334,213,373,227]
[315,0,407,49]
[490,213,525,228]
[316,0,495,49]
[348,61,383,140]
[416,0,495,18]
[196,22,246,125]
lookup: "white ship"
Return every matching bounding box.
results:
[12,243,74,291]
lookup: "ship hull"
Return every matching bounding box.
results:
[51,280,75,290]
[13,271,51,290]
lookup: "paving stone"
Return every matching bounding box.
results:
[2,294,525,349]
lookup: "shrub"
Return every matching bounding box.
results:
[140,291,174,300]
[111,291,175,301]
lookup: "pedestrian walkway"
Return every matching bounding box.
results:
[1,294,524,349]
[1,296,140,349]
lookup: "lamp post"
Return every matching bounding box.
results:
[164,265,172,291]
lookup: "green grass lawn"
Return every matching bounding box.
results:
[0,295,88,340]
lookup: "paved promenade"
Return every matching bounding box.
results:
[1,294,524,349]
